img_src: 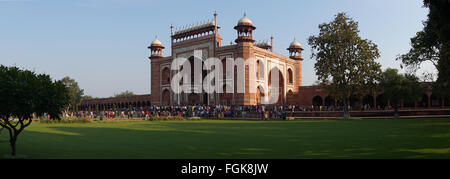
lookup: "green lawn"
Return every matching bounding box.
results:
[1,118,450,159]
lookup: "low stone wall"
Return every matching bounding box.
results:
[243,109,450,118]
[294,109,450,117]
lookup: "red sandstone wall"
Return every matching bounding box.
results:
[151,61,161,105]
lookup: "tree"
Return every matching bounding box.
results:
[398,0,450,100]
[82,95,95,100]
[0,65,69,156]
[308,13,382,119]
[396,29,440,72]
[61,76,84,112]
[426,0,450,102]
[114,90,135,98]
[379,68,424,119]
[419,72,436,82]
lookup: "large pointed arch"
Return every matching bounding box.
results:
[268,67,285,106]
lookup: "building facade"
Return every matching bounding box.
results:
[149,13,304,106]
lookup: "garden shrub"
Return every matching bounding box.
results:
[40,117,92,124]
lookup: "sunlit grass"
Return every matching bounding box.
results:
[0,118,449,159]
[398,148,450,154]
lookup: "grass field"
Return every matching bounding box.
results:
[1,118,450,159]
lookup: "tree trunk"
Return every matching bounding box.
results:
[10,135,17,156]
[343,97,350,120]
[2,118,31,157]
[394,103,399,119]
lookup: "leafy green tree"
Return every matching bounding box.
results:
[0,65,69,156]
[114,90,135,97]
[308,13,382,119]
[398,0,450,101]
[61,76,84,112]
[396,30,439,71]
[427,0,450,102]
[82,95,95,100]
[379,68,424,119]
[419,72,436,82]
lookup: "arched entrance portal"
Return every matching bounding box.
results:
[312,96,323,107]
[186,56,209,105]
[220,85,233,105]
[188,93,200,105]
[430,94,442,107]
[161,89,170,106]
[268,67,285,106]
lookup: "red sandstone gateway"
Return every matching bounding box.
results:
[150,13,303,106]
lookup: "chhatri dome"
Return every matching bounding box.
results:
[289,38,303,49]
[151,36,162,46]
[237,13,253,26]
[148,36,164,59]
[287,38,304,61]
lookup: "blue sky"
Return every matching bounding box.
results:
[0,0,431,97]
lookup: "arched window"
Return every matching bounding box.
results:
[287,68,293,84]
[430,94,442,107]
[256,60,260,79]
[161,67,170,85]
[222,58,227,80]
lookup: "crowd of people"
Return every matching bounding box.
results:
[53,105,293,120]
[32,103,390,121]
[67,105,288,120]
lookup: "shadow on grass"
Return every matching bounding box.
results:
[0,119,449,159]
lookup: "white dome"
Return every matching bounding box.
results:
[290,39,302,48]
[151,37,162,46]
[238,15,253,25]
